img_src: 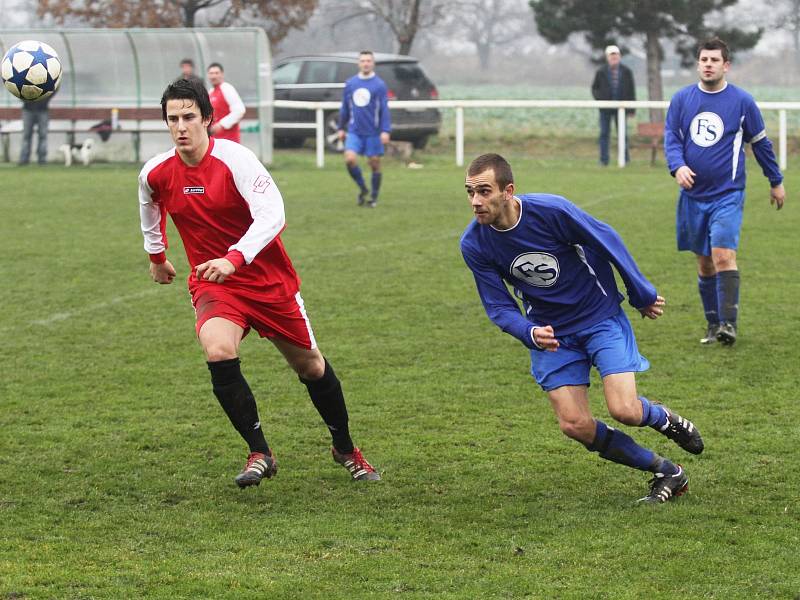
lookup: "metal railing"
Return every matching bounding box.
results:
[273,99,800,169]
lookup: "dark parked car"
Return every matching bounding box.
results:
[272,53,441,150]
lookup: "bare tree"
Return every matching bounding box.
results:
[444,0,533,70]
[36,0,318,47]
[328,0,448,55]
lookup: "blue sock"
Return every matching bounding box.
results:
[371,172,382,200]
[639,395,668,430]
[586,420,661,472]
[347,164,367,191]
[717,270,740,324]
[698,274,719,325]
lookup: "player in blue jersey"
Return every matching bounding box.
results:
[665,38,786,346]
[337,51,392,208]
[461,153,704,504]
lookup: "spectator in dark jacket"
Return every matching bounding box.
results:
[19,95,51,166]
[591,45,636,166]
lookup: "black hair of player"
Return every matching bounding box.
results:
[207,62,224,72]
[160,77,214,123]
[468,153,514,190]
[359,50,374,57]
[180,58,194,67]
[698,38,730,62]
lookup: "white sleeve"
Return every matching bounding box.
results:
[219,82,245,130]
[224,145,286,263]
[138,168,165,255]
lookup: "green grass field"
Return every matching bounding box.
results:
[1,149,799,599]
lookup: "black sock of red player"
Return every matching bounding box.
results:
[207,358,271,455]
[300,358,354,454]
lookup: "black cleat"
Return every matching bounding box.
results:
[234,450,278,488]
[716,322,737,345]
[357,188,369,206]
[700,323,720,345]
[367,199,378,208]
[637,465,688,504]
[659,407,704,455]
[332,447,381,481]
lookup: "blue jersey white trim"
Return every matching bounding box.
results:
[665,82,783,200]
[338,73,392,137]
[460,194,657,350]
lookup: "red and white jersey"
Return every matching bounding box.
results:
[209,82,245,143]
[138,137,300,301]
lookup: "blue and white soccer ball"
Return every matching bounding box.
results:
[1,40,62,102]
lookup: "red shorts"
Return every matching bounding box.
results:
[191,287,317,349]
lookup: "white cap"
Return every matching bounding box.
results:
[605,45,621,55]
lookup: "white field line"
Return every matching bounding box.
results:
[4,230,464,333]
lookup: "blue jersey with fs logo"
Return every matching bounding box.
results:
[339,73,392,137]
[664,82,783,201]
[460,194,657,350]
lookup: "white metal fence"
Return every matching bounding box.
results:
[273,99,800,169]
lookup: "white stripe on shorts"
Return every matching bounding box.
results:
[294,292,318,349]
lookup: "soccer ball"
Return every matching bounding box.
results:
[1,40,62,102]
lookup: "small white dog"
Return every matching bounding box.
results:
[59,138,94,166]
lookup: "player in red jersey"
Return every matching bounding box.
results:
[207,63,245,143]
[138,78,380,487]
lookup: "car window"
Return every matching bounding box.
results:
[378,63,427,88]
[273,61,302,85]
[301,61,339,84]
[337,62,359,81]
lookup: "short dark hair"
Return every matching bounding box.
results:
[697,37,730,62]
[207,62,224,72]
[180,58,194,67]
[359,50,374,57]
[467,153,514,189]
[160,77,213,122]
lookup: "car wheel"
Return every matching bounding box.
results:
[324,111,344,153]
[411,135,429,150]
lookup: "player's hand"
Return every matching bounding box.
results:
[195,258,235,283]
[337,129,345,141]
[770,183,785,210]
[675,166,696,190]
[639,295,666,320]
[150,260,176,285]
[533,325,559,352]
[380,132,390,145]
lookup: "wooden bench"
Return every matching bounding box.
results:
[637,121,665,166]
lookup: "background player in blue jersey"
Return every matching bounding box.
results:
[665,38,786,346]
[337,51,392,208]
[461,153,704,504]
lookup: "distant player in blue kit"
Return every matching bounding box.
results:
[337,50,392,208]
[460,153,704,504]
[665,38,786,346]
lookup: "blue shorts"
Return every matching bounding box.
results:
[676,190,744,256]
[345,132,384,157]
[530,308,650,392]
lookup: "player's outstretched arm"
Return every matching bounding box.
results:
[770,183,785,210]
[150,260,176,285]
[639,295,665,320]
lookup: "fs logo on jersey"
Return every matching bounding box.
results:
[510,252,560,287]
[252,175,271,193]
[690,112,724,147]
[353,87,371,107]
[183,186,205,194]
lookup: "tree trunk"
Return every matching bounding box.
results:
[477,42,491,70]
[398,37,414,55]
[183,0,197,27]
[645,29,664,123]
